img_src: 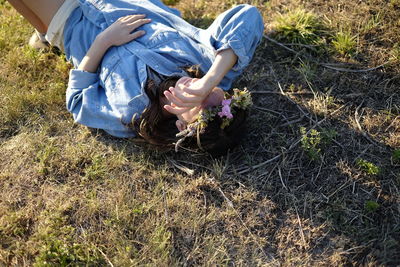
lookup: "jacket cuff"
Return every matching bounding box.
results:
[68,69,99,88]
[215,29,251,72]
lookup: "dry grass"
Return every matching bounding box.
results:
[1,0,399,266]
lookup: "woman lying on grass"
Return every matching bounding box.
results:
[7,0,264,155]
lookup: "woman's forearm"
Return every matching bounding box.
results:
[78,35,110,73]
[203,48,238,89]
[78,14,150,73]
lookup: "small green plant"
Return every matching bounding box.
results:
[300,127,337,161]
[84,155,107,181]
[390,43,400,63]
[35,239,96,267]
[273,8,327,46]
[36,142,59,176]
[331,31,357,56]
[364,200,379,213]
[392,149,400,163]
[296,60,316,82]
[363,13,381,32]
[300,127,322,161]
[356,159,380,175]
[149,225,172,262]
[33,211,103,266]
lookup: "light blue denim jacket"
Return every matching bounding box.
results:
[64,0,264,137]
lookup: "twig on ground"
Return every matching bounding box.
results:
[384,115,399,131]
[254,105,282,115]
[217,187,234,208]
[327,179,352,200]
[294,205,307,249]
[278,167,288,190]
[97,248,115,267]
[168,159,195,176]
[354,102,382,147]
[320,63,388,73]
[270,67,318,124]
[345,207,374,222]
[280,115,305,127]
[203,192,207,210]
[237,154,281,175]
[312,160,324,184]
[162,185,170,224]
[270,65,348,149]
[264,35,299,54]
[176,159,216,172]
[251,91,314,96]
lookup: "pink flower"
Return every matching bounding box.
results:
[218,98,233,119]
[221,99,232,106]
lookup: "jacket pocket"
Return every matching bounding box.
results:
[138,23,182,48]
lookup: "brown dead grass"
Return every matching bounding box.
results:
[1,0,399,266]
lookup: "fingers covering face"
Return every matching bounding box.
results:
[169,86,203,104]
[164,90,198,108]
[163,104,191,115]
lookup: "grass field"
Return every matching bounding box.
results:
[1,0,399,265]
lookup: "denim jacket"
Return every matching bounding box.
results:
[64,0,264,137]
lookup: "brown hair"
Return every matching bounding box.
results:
[132,66,247,156]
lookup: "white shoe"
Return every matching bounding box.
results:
[28,30,49,50]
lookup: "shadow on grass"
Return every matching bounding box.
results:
[86,34,400,265]
[217,37,400,265]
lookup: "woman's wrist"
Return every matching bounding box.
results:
[203,48,238,91]
[201,73,220,91]
[94,33,113,51]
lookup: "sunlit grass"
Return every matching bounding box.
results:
[331,30,357,57]
[272,8,327,46]
[0,0,399,266]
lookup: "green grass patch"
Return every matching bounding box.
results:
[364,200,380,213]
[84,155,108,181]
[356,159,380,175]
[300,127,337,161]
[363,13,382,33]
[272,8,328,49]
[331,30,357,57]
[33,211,104,266]
[392,149,400,163]
[390,43,400,63]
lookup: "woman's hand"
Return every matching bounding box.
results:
[164,49,238,114]
[99,14,151,48]
[164,87,225,129]
[163,77,215,113]
[78,14,151,73]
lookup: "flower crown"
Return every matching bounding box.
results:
[175,88,252,152]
